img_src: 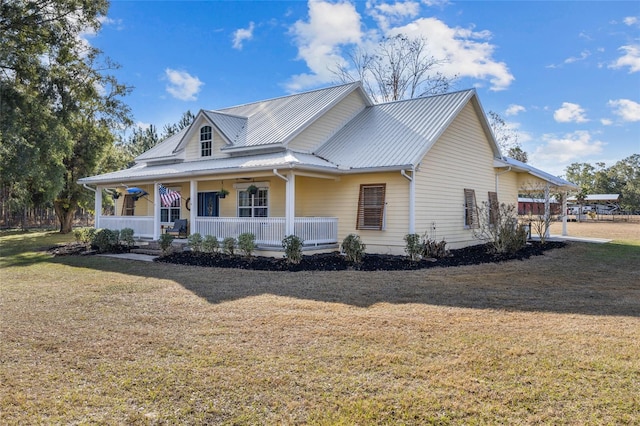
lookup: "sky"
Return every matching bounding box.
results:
[90,0,640,177]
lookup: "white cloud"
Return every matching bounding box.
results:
[609,45,640,73]
[564,50,590,64]
[287,0,363,91]
[136,121,152,130]
[164,68,204,101]
[608,99,640,122]
[287,0,513,92]
[392,17,514,91]
[232,22,255,50]
[554,102,589,123]
[368,0,420,31]
[623,16,638,26]
[600,118,613,126]
[505,104,525,116]
[530,131,606,173]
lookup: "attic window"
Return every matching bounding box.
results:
[200,126,212,157]
[356,184,386,230]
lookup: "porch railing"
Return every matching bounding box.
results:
[99,216,154,239]
[195,217,338,247]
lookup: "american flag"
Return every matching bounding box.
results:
[159,184,181,207]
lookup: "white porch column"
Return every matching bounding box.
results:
[286,171,295,236]
[190,179,197,235]
[562,191,568,236]
[544,183,551,239]
[95,185,102,229]
[153,182,161,240]
[401,169,415,234]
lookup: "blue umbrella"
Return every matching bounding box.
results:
[127,187,148,200]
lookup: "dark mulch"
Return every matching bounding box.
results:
[154,241,566,272]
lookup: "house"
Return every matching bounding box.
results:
[518,197,561,216]
[79,82,577,255]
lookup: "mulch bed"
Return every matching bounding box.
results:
[154,241,566,272]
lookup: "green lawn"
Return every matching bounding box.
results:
[1,230,639,424]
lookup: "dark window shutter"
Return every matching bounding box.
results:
[464,188,478,228]
[357,184,386,230]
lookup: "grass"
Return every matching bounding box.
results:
[1,224,639,424]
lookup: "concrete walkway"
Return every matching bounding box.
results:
[99,253,158,262]
[544,235,612,244]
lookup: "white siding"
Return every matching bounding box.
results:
[288,91,367,153]
[184,117,230,161]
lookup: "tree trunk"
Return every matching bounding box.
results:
[54,200,75,233]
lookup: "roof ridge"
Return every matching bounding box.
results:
[216,82,361,111]
[373,88,476,107]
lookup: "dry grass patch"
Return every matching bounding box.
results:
[1,230,639,424]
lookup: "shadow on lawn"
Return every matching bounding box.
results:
[50,242,640,318]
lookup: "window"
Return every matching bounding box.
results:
[122,195,135,216]
[160,193,181,223]
[238,188,268,217]
[200,126,212,157]
[197,192,219,217]
[488,191,499,225]
[464,188,478,228]
[356,184,386,230]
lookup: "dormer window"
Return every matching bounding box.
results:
[200,126,212,157]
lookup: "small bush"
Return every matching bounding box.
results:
[92,228,119,253]
[237,232,256,257]
[404,233,422,262]
[222,237,236,256]
[423,237,448,259]
[187,233,203,252]
[282,235,304,264]
[74,227,95,245]
[120,228,135,248]
[202,235,219,253]
[475,202,527,255]
[341,234,366,264]
[158,233,174,255]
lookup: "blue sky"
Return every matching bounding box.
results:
[91,0,640,177]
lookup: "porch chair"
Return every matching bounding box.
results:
[166,219,188,238]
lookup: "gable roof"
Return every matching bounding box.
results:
[316,89,500,170]
[134,127,188,162]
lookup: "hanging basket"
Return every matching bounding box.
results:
[218,188,229,199]
[246,185,258,195]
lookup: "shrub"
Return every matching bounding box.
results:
[120,228,135,248]
[422,237,448,259]
[404,233,422,262]
[282,235,304,264]
[74,227,95,245]
[474,202,527,254]
[237,232,256,257]
[202,235,219,253]
[92,228,119,253]
[158,233,174,255]
[187,233,203,252]
[222,237,237,256]
[341,234,366,264]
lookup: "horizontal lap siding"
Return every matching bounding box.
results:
[288,91,367,153]
[185,117,229,161]
[414,103,498,249]
[296,173,410,254]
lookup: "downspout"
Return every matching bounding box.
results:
[83,184,96,193]
[273,169,294,236]
[401,168,415,234]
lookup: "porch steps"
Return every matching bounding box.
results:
[131,239,188,255]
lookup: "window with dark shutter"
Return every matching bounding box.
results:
[464,188,478,228]
[488,191,499,225]
[356,184,386,230]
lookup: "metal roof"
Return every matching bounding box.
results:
[315,89,479,169]
[496,157,579,190]
[213,82,364,148]
[567,194,620,202]
[78,151,338,185]
[135,127,188,161]
[202,111,247,145]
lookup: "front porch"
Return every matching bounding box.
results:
[98,215,338,248]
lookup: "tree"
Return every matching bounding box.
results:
[161,110,195,138]
[487,111,527,162]
[331,34,455,103]
[0,0,131,233]
[565,162,597,193]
